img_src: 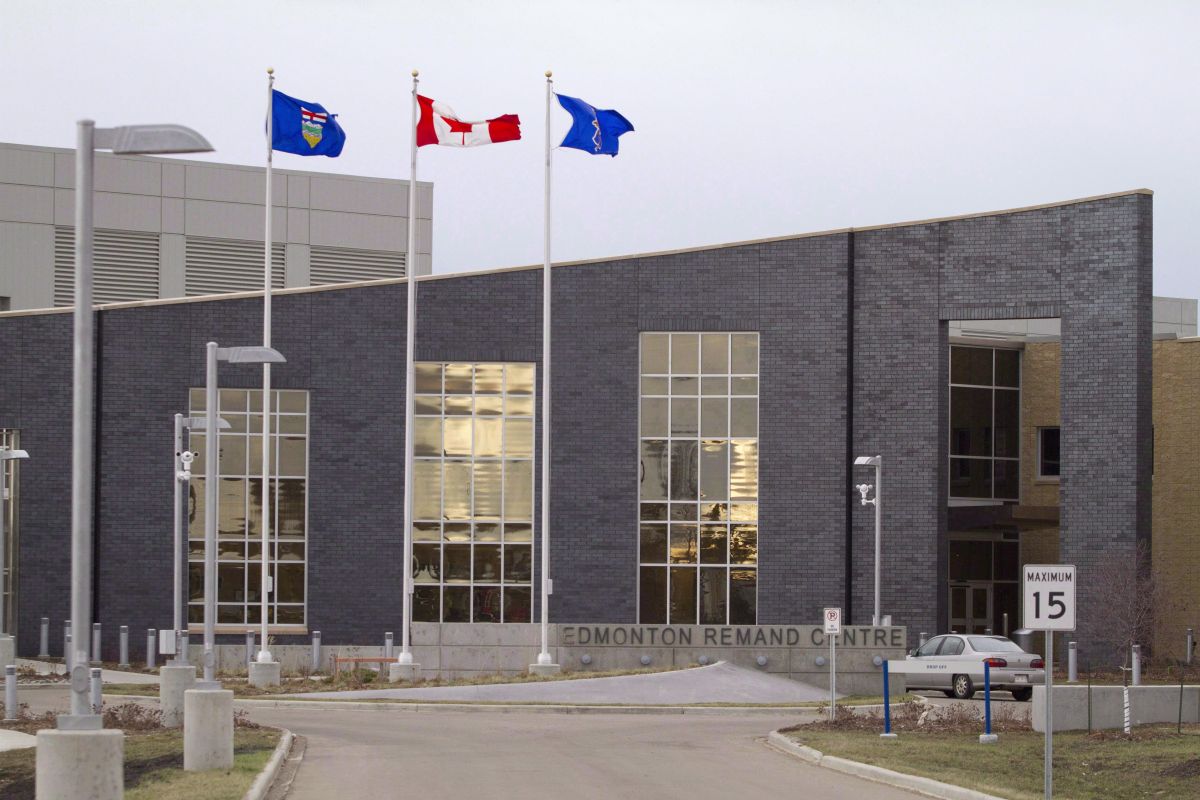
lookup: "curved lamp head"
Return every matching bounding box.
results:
[854,455,881,467]
[97,124,214,155]
[216,346,286,365]
[0,448,30,461]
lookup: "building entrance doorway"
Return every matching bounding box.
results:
[949,583,993,634]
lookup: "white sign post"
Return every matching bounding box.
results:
[1023,564,1076,800]
[824,607,841,720]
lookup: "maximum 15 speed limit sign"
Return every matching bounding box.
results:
[1022,564,1076,631]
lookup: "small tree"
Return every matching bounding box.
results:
[1091,539,1180,665]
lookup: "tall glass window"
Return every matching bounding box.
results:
[1,428,19,635]
[187,389,309,628]
[949,346,1020,501]
[411,362,535,623]
[639,333,759,625]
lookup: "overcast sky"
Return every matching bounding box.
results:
[4,1,1196,297]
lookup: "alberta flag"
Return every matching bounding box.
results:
[271,90,346,157]
[556,94,633,156]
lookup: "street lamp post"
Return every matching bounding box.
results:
[0,446,30,668]
[854,455,883,627]
[36,119,211,800]
[203,344,285,684]
[173,413,229,660]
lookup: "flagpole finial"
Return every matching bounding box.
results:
[267,67,274,75]
[545,70,553,79]
[412,69,419,78]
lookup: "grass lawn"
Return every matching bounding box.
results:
[0,729,279,800]
[785,724,1200,800]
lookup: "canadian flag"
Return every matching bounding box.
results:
[416,95,521,147]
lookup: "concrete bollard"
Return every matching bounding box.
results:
[311,631,321,673]
[146,628,157,670]
[180,632,190,664]
[184,686,234,771]
[91,622,102,665]
[63,619,71,662]
[4,664,16,720]
[385,632,394,660]
[39,616,50,658]
[35,728,124,799]
[245,630,255,672]
[159,663,196,728]
[1068,641,1078,683]
[1188,629,1194,666]
[1132,644,1142,686]
[119,626,130,668]
[90,667,103,714]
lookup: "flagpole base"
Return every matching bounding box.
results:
[880,733,898,740]
[248,661,280,688]
[388,662,421,683]
[528,662,561,677]
[979,734,999,744]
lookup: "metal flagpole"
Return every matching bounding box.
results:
[535,71,554,666]
[398,69,419,668]
[173,413,183,640]
[258,67,276,664]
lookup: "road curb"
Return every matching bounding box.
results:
[242,727,293,800]
[765,731,1006,800]
[234,698,817,716]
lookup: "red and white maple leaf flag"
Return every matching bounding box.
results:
[416,95,521,147]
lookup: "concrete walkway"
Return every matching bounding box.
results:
[17,658,160,685]
[293,661,831,704]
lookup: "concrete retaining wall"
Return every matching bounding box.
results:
[185,623,906,696]
[1032,684,1200,731]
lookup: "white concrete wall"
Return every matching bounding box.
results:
[1032,684,1200,731]
[0,141,431,311]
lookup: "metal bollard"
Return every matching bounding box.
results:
[245,630,255,673]
[1188,629,1194,666]
[385,632,394,660]
[311,631,322,673]
[1132,644,1142,686]
[119,626,130,668]
[90,667,103,714]
[147,628,157,670]
[63,619,70,662]
[1002,612,1009,637]
[39,617,50,658]
[91,622,102,665]
[1068,641,1078,683]
[4,664,16,721]
[919,632,928,647]
[985,627,993,636]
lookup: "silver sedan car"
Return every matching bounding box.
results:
[904,634,1045,701]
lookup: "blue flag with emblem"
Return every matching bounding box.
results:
[556,94,633,156]
[271,89,346,157]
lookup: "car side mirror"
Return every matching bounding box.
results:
[908,647,918,657]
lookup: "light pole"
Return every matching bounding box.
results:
[0,446,29,667]
[202,344,285,684]
[173,413,229,659]
[65,120,212,723]
[854,455,883,627]
[36,120,211,800]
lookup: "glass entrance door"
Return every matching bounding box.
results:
[950,583,993,634]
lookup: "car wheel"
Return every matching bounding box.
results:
[952,674,975,700]
[1010,687,1033,702]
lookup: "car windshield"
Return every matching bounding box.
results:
[968,636,1024,653]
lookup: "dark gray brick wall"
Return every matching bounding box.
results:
[0,192,1152,655]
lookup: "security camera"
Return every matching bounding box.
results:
[855,483,875,505]
[179,451,195,465]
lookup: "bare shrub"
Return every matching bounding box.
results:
[797,699,1031,734]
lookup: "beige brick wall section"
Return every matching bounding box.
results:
[1020,343,1061,507]
[1151,340,1200,659]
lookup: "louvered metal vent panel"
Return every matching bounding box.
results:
[54,227,161,307]
[185,237,285,297]
[309,245,405,286]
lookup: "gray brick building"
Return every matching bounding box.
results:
[0,190,1153,661]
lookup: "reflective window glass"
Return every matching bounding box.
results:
[188,389,309,630]
[639,333,758,625]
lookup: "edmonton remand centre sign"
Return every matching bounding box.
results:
[559,625,904,649]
